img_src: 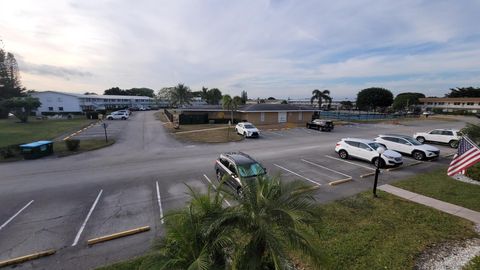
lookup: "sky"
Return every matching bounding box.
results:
[1,0,480,100]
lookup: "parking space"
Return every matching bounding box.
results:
[72,120,128,140]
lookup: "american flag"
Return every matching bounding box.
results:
[447,136,480,176]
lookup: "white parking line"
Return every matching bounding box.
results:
[0,200,34,231]
[155,181,165,224]
[72,189,103,246]
[301,159,352,178]
[203,174,231,206]
[324,155,376,171]
[273,164,322,186]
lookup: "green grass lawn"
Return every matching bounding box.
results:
[464,255,480,270]
[392,168,480,212]
[0,117,93,147]
[97,191,477,270]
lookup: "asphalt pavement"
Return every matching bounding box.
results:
[0,112,474,269]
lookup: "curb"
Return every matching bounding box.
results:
[63,120,101,141]
[443,153,456,158]
[328,177,352,186]
[360,172,376,178]
[0,249,56,267]
[87,226,150,246]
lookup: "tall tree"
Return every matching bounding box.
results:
[3,96,41,123]
[240,90,248,104]
[445,87,480,98]
[103,87,125,95]
[206,88,222,105]
[221,95,242,125]
[0,47,26,118]
[201,86,209,100]
[392,92,425,111]
[126,88,155,97]
[169,83,193,107]
[356,87,393,111]
[310,89,332,111]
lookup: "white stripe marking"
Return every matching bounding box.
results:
[273,164,322,186]
[203,174,231,206]
[72,189,103,246]
[324,155,376,171]
[0,200,34,231]
[301,159,352,178]
[156,181,165,224]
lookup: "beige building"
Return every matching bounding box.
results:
[179,104,316,125]
[419,97,480,113]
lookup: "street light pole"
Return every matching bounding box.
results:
[373,146,385,197]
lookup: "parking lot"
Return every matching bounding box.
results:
[0,115,468,269]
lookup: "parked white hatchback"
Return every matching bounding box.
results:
[106,111,129,120]
[335,138,403,167]
[413,129,461,148]
[374,134,440,160]
[235,122,260,138]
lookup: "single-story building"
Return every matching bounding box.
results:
[31,91,155,115]
[419,97,480,113]
[177,104,318,125]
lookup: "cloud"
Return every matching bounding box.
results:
[0,0,479,98]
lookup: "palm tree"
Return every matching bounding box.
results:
[221,95,242,125]
[170,83,193,107]
[159,185,233,270]
[216,175,321,269]
[310,89,332,112]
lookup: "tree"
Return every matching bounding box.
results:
[310,89,332,111]
[84,92,97,95]
[206,88,222,105]
[240,90,248,104]
[392,92,425,111]
[356,87,393,111]
[103,87,124,95]
[281,100,288,104]
[267,97,276,100]
[445,87,480,98]
[169,83,193,107]
[221,95,239,125]
[0,47,25,118]
[461,123,480,145]
[126,88,155,97]
[218,176,321,269]
[340,100,353,110]
[3,96,41,123]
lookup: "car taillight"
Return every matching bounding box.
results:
[335,143,340,147]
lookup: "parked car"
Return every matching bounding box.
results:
[335,138,403,167]
[374,134,440,160]
[235,122,260,138]
[413,129,461,148]
[306,119,334,131]
[215,152,267,193]
[106,111,129,120]
[115,109,131,115]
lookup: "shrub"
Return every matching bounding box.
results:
[65,139,80,151]
[466,163,480,181]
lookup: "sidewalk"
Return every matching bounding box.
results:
[379,184,480,224]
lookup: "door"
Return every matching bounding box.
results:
[278,112,287,123]
[396,138,413,153]
[427,130,443,142]
[440,130,454,143]
[357,142,375,161]
[345,141,361,158]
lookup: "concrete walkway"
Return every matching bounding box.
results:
[379,184,480,224]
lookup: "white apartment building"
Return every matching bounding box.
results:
[419,97,480,113]
[32,91,154,115]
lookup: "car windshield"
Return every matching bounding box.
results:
[404,137,422,145]
[244,124,255,129]
[237,162,265,178]
[368,143,382,150]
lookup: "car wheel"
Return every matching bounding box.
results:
[122,117,126,120]
[339,150,348,159]
[416,136,425,144]
[107,117,112,120]
[412,151,425,160]
[243,132,247,138]
[373,158,385,168]
[449,140,459,148]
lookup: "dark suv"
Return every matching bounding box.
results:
[214,152,267,193]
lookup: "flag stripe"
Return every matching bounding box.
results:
[448,151,480,172]
[447,136,480,176]
[448,156,480,176]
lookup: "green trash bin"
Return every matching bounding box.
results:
[19,141,54,159]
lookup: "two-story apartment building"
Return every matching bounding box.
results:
[31,91,154,115]
[419,97,480,113]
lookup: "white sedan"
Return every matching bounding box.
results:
[413,129,461,148]
[235,122,260,138]
[106,112,129,120]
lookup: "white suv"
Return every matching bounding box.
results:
[106,111,129,120]
[413,129,461,148]
[335,138,403,168]
[374,134,440,160]
[235,122,260,138]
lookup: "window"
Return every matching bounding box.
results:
[48,107,53,111]
[442,131,453,136]
[260,112,265,122]
[454,102,460,105]
[237,163,265,178]
[467,102,474,106]
[57,97,62,102]
[383,137,398,143]
[358,143,371,151]
[430,130,442,135]
[298,112,303,121]
[438,102,445,105]
[345,141,359,147]
[58,107,64,111]
[427,102,433,105]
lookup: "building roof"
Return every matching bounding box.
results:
[180,103,317,112]
[33,91,153,100]
[419,97,480,102]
